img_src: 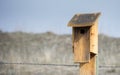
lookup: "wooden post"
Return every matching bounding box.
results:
[80,53,96,75]
[67,13,100,75]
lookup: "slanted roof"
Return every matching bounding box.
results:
[68,13,101,27]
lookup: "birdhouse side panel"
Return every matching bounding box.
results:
[90,21,98,54]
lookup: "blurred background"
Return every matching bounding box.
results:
[0,0,120,75]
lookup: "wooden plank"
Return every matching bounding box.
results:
[73,27,90,63]
[80,53,96,75]
[72,28,74,53]
[90,21,98,54]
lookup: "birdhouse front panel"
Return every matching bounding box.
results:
[73,27,90,63]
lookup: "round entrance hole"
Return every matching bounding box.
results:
[80,29,85,34]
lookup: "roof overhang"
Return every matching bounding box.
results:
[68,12,101,27]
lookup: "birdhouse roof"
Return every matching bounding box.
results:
[68,13,101,27]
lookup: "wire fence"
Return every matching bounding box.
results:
[0,62,120,69]
[0,62,78,67]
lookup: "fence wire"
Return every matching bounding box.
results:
[0,62,120,68]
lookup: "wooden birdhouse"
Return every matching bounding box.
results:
[68,13,100,63]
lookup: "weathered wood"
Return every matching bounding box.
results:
[68,13,100,27]
[80,53,96,75]
[68,12,100,75]
[72,28,74,53]
[68,23,93,27]
[73,27,90,63]
[90,21,98,54]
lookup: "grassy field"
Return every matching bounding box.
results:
[0,31,120,75]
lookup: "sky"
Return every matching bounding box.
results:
[0,0,120,37]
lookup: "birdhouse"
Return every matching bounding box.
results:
[68,13,100,63]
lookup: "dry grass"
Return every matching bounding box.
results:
[0,31,120,75]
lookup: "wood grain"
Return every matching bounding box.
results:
[90,21,98,54]
[73,27,90,63]
[80,53,96,75]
